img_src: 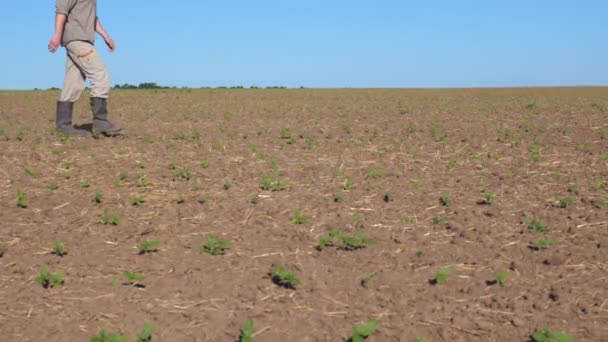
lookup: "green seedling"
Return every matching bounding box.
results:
[488,271,509,286]
[270,266,300,289]
[17,190,27,208]
[352,213,365,225]
[410,180,423,189]
[431,267,453,285]
[61,171,71,179]
[344,178,354,191]
[592,181,604,191]
[223,179,232,190]
[119,171,129,180]
[440,192,451,206]
[173,167,192,180]
[260,175,288,191]
[360,272,375,287]
[431,123,448,143]
[532,238,554,250]
[135,323,154,342]
[0,245,5,257]
[137,160,145,169]
[349,320,380,342]
[481,188,498,204]
[197,195,209,204]
[601,152,608,161]
[532,325,574,342]
[114,179,122,188]
[137,174,148,187]
[170,159,181,170]
[62,161,75,169]
[101,210,121,226]
[24,168,41,178]
[177,194,185,204]
[317,230,373,251]
[198,234,231,256]
[200,157,210,169]
[334,191,345,203]
[415,251,425,258]
[122,271,145,286]
[383,190,394,203]
[80,178,91,188]
[400,214,417,224]
[240,319,254,342]
[132,196,146,206]
[94,188,103,203]
[415,337,428,342]
[138,240,160,254]
[251,193,260,204]
[577,142,589,151]
[46,183,59,190]
[555,196,575,208]
[280,128,296,144]
[433,216,448,225]
[529,219,550,233]
[192,179,203,191]
[36,266,64,289]
[52,240,68,257]
[90,329,126,342]
[290,209,308,224]
[367,168,382,179]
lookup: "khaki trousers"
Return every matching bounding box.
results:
[59,41,110,102]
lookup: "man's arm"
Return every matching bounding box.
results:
[48,13,67,53]
[96,18,116,52]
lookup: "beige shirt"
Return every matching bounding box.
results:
[56,0,97,46]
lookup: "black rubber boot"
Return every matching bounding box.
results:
[56,101,92,138]
[91,97,122,136]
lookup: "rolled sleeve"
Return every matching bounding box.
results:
[56,0,76,15]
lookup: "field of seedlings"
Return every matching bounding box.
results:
[0,87,607,341]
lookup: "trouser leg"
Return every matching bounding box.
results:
[55,53,91,137]
[64,41,121,135]
[59,55,86,102]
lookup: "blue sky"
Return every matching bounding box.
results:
[0,0,607,89]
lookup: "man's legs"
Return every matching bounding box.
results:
[65,41,121,136]
[56,54,91,137]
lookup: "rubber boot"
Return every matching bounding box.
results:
[91,97,122,136]
[56,101,92,137]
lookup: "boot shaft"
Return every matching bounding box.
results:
[56,101,74,127]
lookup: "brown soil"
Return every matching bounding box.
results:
[0,88,607,341]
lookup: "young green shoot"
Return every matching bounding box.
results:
[101,210,121,226]
[532,238,554,251]
[137,240,160,255]
[317,230,373,251]
[431,267,453,285]
[529,219,550,233]
[132,196,146,206]
[94,188,103,204]
[240,319,254,342]
[36,266,64,289]
[122,271,145,286]
[135,323,154,342]
[532,325,574,342]
[270,266,301,289]
[488,271,509,286]
[198,234,231,256]
[17,190,27,208]
[80,178,91,188]
[290,209,308,224]
[52,240,68,257]
[440,192,451,206]
[360,272,375,287]
[90,329,126,342]
[349,320,380,342]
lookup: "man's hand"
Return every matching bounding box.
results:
[104,36,116,52]
[48,34,61,53]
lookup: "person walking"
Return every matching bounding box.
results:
[49,0,122,137]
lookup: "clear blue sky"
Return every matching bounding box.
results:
[1,0,607,89]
